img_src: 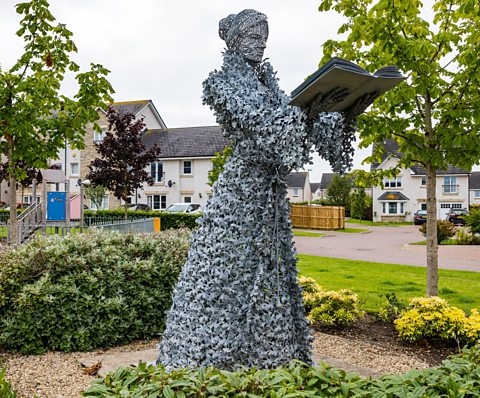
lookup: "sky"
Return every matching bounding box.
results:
[0,1,387,181]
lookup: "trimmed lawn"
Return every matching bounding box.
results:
[348,218,412,227]
[410,239,468,245]
[293,231,327,237]
[297,254,480,313]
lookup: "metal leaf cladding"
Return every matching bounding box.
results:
[157,15,356,370]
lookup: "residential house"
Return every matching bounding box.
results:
[138,126,228,210]
[318,173,334,199]
[470,172,480,206]
[371,139,470,222]
[310,182,321,201]
[286,172,311,203]
[10,100,167,208]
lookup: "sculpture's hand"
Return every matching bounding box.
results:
[303,87,349,121]
[343,91,379,125]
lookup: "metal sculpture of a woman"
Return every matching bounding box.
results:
[157,9,376,370]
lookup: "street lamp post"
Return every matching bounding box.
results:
[79,179,91,232]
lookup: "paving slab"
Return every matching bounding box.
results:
[80,349,380,379]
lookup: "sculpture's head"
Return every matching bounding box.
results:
[219,9,268,64]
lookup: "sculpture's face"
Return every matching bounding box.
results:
[237,22,268,64]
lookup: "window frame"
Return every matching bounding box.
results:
[183,160,192,175]
[70,162,79,176]
[150,161,164,183]
[147,194,167,210]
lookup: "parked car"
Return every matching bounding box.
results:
[413,210,427,225]
[165,203,202,214]
[446,208,468,225]
[128,203,152,212]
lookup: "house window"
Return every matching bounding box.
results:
[70,162,79,176]
[90,195,109,210]
[443,176,457,193]
[474,190,480,198]
[150,162,164,183]
[293,188,299,196]
[421,176,426,186]
[93,127,107,143]
[382,202,405,215]
[23,196,39,205]
[421,203,427,210]
[383,177,402,188]
[183,160,192,175]
[147,195,167,210]
[184,196,192,203]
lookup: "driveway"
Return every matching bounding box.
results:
[293,223,480,272]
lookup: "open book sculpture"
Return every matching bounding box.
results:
[290,57,406,110]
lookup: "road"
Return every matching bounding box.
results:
[293,224,480,272]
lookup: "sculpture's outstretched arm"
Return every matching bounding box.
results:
[303,89,378,173]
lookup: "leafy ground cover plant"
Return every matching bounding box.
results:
[378,292,407,322]
[82,345,480,397]
[0,229,190,354]
[395,297,480,346]
[0,368,16,398]
[298,277,364,327]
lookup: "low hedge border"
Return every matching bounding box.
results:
[84,210,201,230]
[82,345,480,397]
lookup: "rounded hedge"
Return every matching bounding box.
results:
[0,229,190,354]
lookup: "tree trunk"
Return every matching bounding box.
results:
[426,164,438,296]
[7,136,18,245]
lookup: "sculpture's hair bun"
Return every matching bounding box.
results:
[219,14,236,41]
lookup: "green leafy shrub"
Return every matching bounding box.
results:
[456,226,480,245]
[419,220,456,244]
[465,208,480,237]
[82,345,480,397]
[394,296,480,345]
[0,229,190,354]
[298,277,364,327]
[0,368,16,398]
[84,209,201,230]
[378,292,407,322]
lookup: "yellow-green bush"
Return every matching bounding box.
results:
[394,296,480,345]
[298,277,364,327]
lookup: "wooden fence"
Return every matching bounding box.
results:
[290,205,345,230]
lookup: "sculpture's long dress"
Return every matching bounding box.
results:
[157,52,353,369]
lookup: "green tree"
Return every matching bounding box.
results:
[318,0,480,296]
[0,0,113,243]
[325,174,352,212]
[350,187,368,220]
[208,145,232,187]
[465,208,480,236]
[85,184,106,210]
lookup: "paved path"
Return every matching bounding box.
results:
[293,224,480,272]
[80,349,380,379]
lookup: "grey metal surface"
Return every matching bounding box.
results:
[157,9,360,370]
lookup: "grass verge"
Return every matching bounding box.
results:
[297,254,480,313]
[293,231,327,237]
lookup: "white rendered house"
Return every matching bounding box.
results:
[371,140,470,222]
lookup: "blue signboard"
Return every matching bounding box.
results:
[47,192,66,221]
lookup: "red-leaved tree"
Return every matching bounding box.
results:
[87,107,161,219]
